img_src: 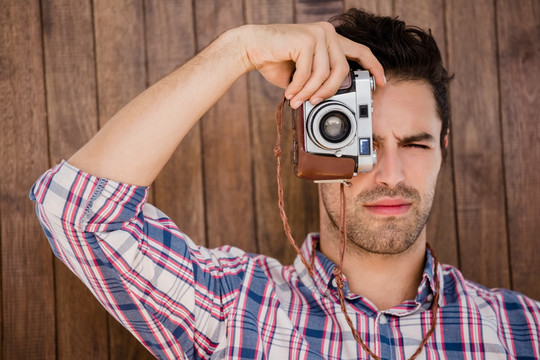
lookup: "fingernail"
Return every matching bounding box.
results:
[291,100,302,109]
[311,97,322,105]
[285,92,293,100]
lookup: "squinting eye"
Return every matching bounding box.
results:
[407,144,430,150]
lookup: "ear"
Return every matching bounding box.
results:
[443,128,450,149]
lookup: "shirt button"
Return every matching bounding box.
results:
[331,278,337,288]
[379,315,387,324]
[426,294,434,302]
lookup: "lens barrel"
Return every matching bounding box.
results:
[319,112,351,143]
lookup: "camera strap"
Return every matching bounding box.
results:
[273,98,440,360]
[273,98,314,276]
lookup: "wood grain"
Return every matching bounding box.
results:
[496,0,540,299]
[94,0,147,128]
[146,1,206,246]
[0,0,55,358]
[295,0,344,23]
[344,0,393,16]
[194,0,257,251]
[445,0,510,289]
[41,0,110,358]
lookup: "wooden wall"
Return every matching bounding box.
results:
[1,0,538,358]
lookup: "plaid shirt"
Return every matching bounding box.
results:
[31,161,540,359]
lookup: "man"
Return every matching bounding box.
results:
[31,8,539,360]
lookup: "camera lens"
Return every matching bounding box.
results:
[320,112,351,143]
[306,100,356,151]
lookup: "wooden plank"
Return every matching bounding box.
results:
[445,0,510,289]
[295,0,344,23]
[194,1,257,251]
[108,321,154,360]
[40,0,109,359]
[394,0,459,267]
[496,0,540,299]
[92,0,153,358]
[245,0,310,264]
[146,1,206,246]
[94,0,147,128]
[344,0,393,16]
[0,1,55,359]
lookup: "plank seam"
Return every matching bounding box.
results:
[492,0,513,290]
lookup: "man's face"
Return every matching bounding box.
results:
[320,80,444,255]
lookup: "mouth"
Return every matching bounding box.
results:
[363,198,412,216]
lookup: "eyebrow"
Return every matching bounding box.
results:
[373,132,436,144]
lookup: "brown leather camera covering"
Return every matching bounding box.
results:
[292,107,355,180]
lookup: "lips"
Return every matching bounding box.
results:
[363,198,412,216]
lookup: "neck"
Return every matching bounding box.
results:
[319,227,427,311]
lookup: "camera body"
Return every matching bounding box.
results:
[292,69,377,182]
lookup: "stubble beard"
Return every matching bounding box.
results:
[321,183,435,255]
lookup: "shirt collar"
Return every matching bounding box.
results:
[295,233,444,311]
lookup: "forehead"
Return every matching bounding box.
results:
[372,80,440,138]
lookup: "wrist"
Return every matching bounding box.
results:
[214,25,257,77]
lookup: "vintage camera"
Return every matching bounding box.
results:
[292,69,377,182]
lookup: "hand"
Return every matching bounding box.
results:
[239,22,385,108]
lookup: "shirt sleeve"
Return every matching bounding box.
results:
[30,161,249,359]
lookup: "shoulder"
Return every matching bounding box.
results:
[205,246,290,284]
[441,263,540,344]
[441,263,540,310]
[234,250,290,281]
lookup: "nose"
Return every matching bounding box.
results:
[372,147,405,188]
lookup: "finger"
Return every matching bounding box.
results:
[289,44,331,108]
[308,41,350,103]
[340,37,386,87]
[284,47,314,100]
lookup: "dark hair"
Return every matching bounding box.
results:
[331,8,452,158]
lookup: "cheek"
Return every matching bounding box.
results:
[402,154,441,192]
[320,184,341,210]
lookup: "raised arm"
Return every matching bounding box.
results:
[68,23,384,186]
